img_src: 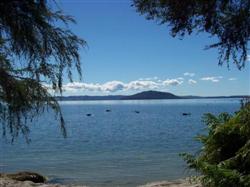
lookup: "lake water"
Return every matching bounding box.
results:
[0,99,241,186]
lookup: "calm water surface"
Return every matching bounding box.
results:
[0,99,241,186]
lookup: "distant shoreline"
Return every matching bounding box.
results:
[56,90,249,101]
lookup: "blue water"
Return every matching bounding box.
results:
[0,99,241,186]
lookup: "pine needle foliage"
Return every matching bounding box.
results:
[181,99,250,187]
[133,0,250,69]
[0,1,86,142]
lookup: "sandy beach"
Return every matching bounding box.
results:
[0,179,201,187]
[0,172,201,187]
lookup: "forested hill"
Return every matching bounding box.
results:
[122,90,180,100]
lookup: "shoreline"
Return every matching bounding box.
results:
[0,172,201,187]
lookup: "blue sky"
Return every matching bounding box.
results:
[56,0,249,96]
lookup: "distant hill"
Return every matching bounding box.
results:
[123,90,180,100]
[56,90,248,101]
[56,95,124,101]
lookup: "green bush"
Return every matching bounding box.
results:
[181,99,250,187]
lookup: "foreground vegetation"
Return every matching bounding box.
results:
[0,1,85,141]
[182,99,250,187]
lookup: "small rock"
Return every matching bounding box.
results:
[3,171,46,183]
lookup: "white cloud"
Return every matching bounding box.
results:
[200,76,223,83]
[56,78,184,93]
[126,80,158,91]
[247,55,250,61]
[163,79,183,86]
[188,79,197,84]
[184,72,195,77]
[102,81,125,92]
[228,77,237,81]
[177,77,184,80]
[139,76,159,81]
[63,82,102,92]
[44,74,230,94]
[62,81,125,93]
